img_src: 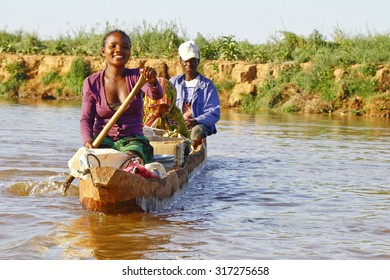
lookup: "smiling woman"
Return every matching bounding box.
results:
[61,30,166,191]
[79,30,163,163]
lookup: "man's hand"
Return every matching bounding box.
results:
[185,118,198,129]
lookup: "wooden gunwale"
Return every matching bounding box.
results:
[79,142,206,214]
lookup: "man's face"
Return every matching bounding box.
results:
[180,57,199,78]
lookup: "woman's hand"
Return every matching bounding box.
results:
[141,66,157,85]
[84,141,94,149]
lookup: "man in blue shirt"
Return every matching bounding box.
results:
[170,41,221,147]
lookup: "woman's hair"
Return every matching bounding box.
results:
[101,30,131,48]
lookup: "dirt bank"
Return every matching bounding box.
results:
[1,53,389,117]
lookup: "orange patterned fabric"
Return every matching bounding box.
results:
[144,77,190,138]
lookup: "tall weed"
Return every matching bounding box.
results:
[0,60,28,96]
[61,57,91,95]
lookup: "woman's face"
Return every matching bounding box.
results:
[101,32,131,66]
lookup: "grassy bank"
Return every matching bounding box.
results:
[1,22,390,116]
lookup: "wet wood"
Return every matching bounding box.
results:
[79,142,206,214]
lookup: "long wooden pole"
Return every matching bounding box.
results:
[62,74,147,194]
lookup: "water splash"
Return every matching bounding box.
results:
[5,173,79,196]
[5,180,35,196]
[29,175,64,196]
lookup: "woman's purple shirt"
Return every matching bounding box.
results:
[80,68,163,144]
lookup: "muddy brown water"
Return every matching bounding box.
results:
[1,99,389,259]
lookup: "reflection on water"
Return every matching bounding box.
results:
[0,100,389,259]
[57,213,175,260]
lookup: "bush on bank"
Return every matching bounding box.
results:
[1,22,390,116]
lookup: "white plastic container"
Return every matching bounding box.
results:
[153,154,175,168]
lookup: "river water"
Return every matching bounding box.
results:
[0,99,389,260]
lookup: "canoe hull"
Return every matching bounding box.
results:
[79,143,206,214]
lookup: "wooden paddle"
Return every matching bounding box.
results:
[61,74,147,195]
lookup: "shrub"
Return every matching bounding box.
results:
[218,36,241,60]
[0,60,28,96]
[341,69,378,99]
[61,57,91,95]
[130,20,183,59]
[41,71,60,85]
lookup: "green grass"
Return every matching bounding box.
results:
[60,57,91,95]
[41,71,60,85]
[2,24,389,64]
[0,60,28,96]
[1,22,390,106]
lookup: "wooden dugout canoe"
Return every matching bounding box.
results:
[79,141,206,214]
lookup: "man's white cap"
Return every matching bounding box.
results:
[178,40,199,61]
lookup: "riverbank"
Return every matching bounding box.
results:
[0,53,389,117]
